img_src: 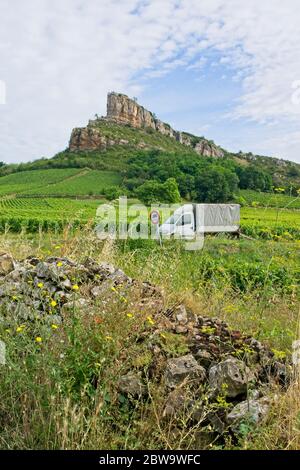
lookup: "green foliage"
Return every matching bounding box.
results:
[239,189,300,209]
[237,165,273,191]
[195,167,239,202]
[0,168,82,196]
[158,331,189,357]
[0,232,298,450]
[135,177,181,204]
[103,186,126,201]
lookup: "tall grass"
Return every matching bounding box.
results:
[0,230,299,449]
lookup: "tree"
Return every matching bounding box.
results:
[287,165,300,177]
[103,186,125,201]
[135,178,181,205]
[237,166,272,191]
[195,167,238,203]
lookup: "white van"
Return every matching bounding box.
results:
[159,204,240,239]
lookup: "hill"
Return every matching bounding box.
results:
[0,92,300,203]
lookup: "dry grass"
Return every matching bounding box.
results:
[0,230,299,449]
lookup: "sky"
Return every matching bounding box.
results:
[1,0,300,164]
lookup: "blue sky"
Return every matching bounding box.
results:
[1,0,300,164]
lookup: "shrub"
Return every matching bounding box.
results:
[135,178,181,204]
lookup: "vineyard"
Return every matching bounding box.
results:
[0,195,299,239]
[0,198,100,232]
[239,189,300,209]
[0,168,122,197]
[1,166,299,236]
[0,169,82,196]
[241,206,300,239]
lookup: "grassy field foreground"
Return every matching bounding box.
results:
[0,230,299,450]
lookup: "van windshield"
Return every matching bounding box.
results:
[165,215,177,225]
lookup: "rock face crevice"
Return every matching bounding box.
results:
[69,92,224,158]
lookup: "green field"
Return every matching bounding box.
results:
[240,189,300,209]
[0,168,121,197]
[241,206,300,239]
[0,168,83,196]
[0,166,299,238]
[0,194,299,239]
[0,197,101,231]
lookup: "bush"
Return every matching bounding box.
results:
[237,166,273,191]
[103,186,126,201]
[135,178,181,205]
[195,167,238,202]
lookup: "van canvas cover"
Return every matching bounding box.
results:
[194,204,240,233]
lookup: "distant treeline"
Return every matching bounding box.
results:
[1,147,300,204]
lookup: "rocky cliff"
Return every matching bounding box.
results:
[69,92,224,158]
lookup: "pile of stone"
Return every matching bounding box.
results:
[0,252,290,438]
[118,303,290,436]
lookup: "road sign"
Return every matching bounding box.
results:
[150,210,160,225]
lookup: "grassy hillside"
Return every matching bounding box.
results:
[240,189,300,209]
[0,169,121,197]
[1,120,300,189]
[23,170,121,197]
[0,168,82,196]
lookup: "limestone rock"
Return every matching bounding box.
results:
[163,389,203,421]
[227,397,270,432]
[69,127,129,152]
[194,140,224,158]
[107,92,156,129]
[68,92,225,158]
[209,357,255,398]
[118,372,146,397]
[164,354,206,388]
[194,349,213,368]
[35,262,57,280]
[0,253,14,276]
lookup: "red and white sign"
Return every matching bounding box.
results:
[150,210,160,225]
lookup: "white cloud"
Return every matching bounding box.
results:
[0,0,300,162]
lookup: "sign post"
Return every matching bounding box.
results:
[150,210,162,246]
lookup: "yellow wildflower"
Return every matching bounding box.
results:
[37,282,44,289]
[50,300,57,307]
[35,337,42,343]
[57,261,63,267]
[51,324,59,330]
[147,316,155,325]
[126,313,134,318]
[72,284,79,291]
[105,335,113,341]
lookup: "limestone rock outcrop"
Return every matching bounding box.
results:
[69,92,224,158]
[69,127,129,152]
[106,92,157,130]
